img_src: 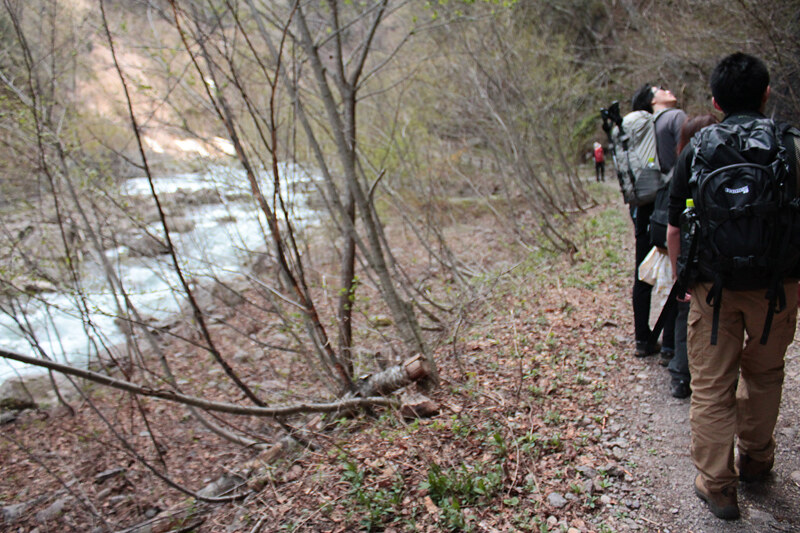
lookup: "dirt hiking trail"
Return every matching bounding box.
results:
[611,189,800,533]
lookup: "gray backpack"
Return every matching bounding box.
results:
[611,110,667,206]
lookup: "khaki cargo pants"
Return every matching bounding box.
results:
[688,281,798,491]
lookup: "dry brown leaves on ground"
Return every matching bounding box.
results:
[1,200,643,532]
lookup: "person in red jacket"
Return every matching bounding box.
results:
[593,141,605,182]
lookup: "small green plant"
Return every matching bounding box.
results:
[421,461,505,530]
[516,432,540,454]
[544,410,562,425]
[524,367,540,379]
[593,390,606,402]
[546,433,563,451]
[545,332,558,348]
[516,431,563,459]
[503,496,520,507]
[342,461,405,531]
[585,494,599,509]
[490,432,507,457]
[451,414,473,438]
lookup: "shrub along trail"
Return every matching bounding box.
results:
[2,186,800,532]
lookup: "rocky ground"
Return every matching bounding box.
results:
[602,319,800,533]
[599,332,800,533]
[2,183,800,532]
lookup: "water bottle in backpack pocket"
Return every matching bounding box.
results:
[676,199,698,292]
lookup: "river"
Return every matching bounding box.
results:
[0,163,315,383]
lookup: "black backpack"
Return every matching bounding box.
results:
[648,181,670,249]
[688,117,800,344]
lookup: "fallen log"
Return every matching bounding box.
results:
[355,353,430,397]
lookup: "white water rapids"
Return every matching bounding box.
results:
[0,164,315,383]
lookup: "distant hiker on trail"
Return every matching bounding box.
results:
[665,114,718,400]
[667,52,800,520]
[593,141,605,181]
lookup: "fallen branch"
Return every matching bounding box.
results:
[113,503,207,533]
[0,348,397,416]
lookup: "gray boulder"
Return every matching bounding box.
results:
[0,378,36,411]
[128,235,170,257]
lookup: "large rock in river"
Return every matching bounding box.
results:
[0,378,37,411]
[128,235,170,257]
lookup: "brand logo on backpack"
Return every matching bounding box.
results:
[724,185,750,194]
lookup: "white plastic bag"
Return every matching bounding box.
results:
[639,246,673,313]
[638,247,661,285]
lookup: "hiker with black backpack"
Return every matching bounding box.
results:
[666,52,800,520]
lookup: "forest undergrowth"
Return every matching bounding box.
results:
[4,181,800,532]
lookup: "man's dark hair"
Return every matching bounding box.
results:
[710,52,769,114]
[631,83,654,113]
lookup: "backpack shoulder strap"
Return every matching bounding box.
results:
[652,107,675,125]
[781,125,800,192]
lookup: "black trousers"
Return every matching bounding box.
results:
[595,161,605,181]
[668,301,690,381]
[632,203,675,350]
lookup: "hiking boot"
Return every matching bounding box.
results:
[670,379,691,399]
[737,453,774,483]
[694,475,739,520]
[635,340,661,358]
[659,348,674,367]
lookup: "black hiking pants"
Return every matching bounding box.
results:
[668,301,690,382]
[595,161,605,181]
[633,203,653,343]
[632,202,676,350]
